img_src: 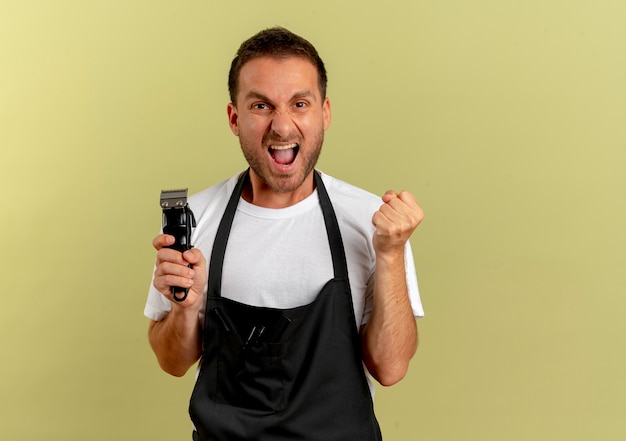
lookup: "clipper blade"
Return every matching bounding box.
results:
[160,188,188,209]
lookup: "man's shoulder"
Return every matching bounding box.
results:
[188,173,240,210]
[321,172,381,211]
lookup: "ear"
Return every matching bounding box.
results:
[227,103,239,136]
[322,97,331,131]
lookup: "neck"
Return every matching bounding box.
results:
[242,171,316,208]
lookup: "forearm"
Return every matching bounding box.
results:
[148,307,202,377]
[361,250,418,386]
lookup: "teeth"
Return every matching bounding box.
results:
[269,143,298,150]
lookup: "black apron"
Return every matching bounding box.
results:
[189,170,382,441]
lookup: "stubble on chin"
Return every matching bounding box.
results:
[239,131,324,194]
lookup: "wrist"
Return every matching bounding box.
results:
[375,246,405,265]
[170,299,202,320]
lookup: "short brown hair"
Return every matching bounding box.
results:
[228,27,328,104]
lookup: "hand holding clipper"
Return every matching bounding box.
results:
[160,188,196,302]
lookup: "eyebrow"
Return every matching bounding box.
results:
[244,89,318,104]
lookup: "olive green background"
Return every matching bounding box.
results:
[1,1,625,440]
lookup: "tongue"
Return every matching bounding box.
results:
[272,148,296,165]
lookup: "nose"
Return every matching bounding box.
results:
[269,111,296,138]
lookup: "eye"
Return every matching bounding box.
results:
[251,102,270,111]
[294,101,308,109]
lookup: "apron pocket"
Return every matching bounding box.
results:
[215,330,287,412]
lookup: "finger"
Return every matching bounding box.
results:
[153,278,194,301]
[154,260,195,279]
[377,196,406,222]
[155,247,187,266]
[155,273,195,291]
[182,248,205,266]
[396,191,424,226]
[372,196,399,228]
[397,190,421,213]
[371,209,391,229]
[182,249,207,294]
[153,262,195,295]
[381,190,423,221]
[381,190,398,204]
[152,234,175,250]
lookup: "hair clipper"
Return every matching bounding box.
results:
[160,188,196,302]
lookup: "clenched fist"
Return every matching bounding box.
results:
[371,190,423,256]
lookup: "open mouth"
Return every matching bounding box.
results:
[268,143,299,165]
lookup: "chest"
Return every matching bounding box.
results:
[221,208,335,309]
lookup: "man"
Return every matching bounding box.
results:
[145,27,424,440]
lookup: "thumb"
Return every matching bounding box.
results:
[381,190,398,203]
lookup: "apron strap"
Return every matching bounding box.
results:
[313,170,349,280]
[207,169,249,297]
[207,169,348,298]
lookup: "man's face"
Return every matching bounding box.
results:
[227,56,331,197]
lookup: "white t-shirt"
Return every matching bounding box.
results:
[144,171,424,326]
